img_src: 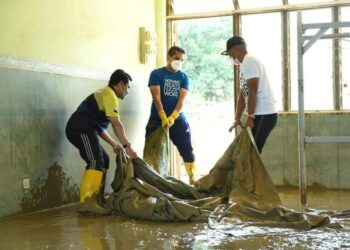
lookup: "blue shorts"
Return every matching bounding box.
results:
[145,116,195,163]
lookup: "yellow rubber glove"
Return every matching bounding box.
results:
[167,110,179,127]
[158,110,169,128]
[184,162,196,185]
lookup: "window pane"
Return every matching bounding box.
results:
[175,17,234,175]
[239,0,283,9]
[289,0,332,4]
[342,7,350,109]
[241,13,283,111]
[290,9,333,110]
[173,0,234,14]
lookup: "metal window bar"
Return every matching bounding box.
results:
[297,11,350,211]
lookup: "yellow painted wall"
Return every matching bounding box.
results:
[0,0,165,71]
[0,0,167,155]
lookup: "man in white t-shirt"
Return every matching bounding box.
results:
[221,36,277,153]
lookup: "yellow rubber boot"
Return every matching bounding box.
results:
[97,168,107,207]
[79,169,111,215]
[184,162,196,185]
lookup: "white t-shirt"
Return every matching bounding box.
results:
[239,54,276,115]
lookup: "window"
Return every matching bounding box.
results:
[342,6,350,109]
[290,8,333,110]
[289,0,331,4]
[241,13,283,111]
[168,1,350,178]
[175,16,234,175]
[173,0,234,14]
[238,0,283,9]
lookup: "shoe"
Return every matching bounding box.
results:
[79,169,111,215]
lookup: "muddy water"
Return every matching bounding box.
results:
[0,188,349,250]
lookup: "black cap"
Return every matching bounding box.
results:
[221,36,245,55]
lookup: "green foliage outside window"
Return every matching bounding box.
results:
[178,17,234,102]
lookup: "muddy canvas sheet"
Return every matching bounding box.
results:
[108,128,331,229]
[143,127,169,176]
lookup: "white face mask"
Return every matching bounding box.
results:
[171,60,183,71]
[233,58,241,66]
[229,52,241,66]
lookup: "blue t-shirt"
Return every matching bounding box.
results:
[148,67,189,118]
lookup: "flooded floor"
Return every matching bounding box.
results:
[0,187,349,250]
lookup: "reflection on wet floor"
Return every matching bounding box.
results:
[0,187,349,250]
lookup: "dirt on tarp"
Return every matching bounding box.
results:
[143,126,169,176]
[107,127,334,230]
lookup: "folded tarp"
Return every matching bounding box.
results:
[108,128,330,229]
[108,152,217,221]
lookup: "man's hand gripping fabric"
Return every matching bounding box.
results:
[158,110,169,128]
[168,110,179,127]
[229,119,243,132]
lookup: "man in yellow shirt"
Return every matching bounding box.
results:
[65,69,137,214]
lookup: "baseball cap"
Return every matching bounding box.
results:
[221,36,245,55]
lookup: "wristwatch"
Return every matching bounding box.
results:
[123,142,131,148]
[247,114,255,119]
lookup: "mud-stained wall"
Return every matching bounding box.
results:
[0,68,100,216]
[20,163,79,212]
[0,66,152,217]
[262,112,350,189]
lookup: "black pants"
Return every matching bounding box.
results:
[252,113,277,154]
[65,129,109,171]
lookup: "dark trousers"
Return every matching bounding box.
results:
[252,113,277,154]
[65,129,109,171]
[145,116,195,162]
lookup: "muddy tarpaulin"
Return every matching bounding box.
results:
[194,127,282,209]
[143,126,169,176]
[108,128,330,229]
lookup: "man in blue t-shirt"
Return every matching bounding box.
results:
[145,46,196,184]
